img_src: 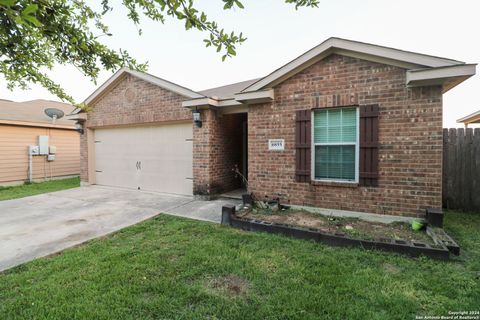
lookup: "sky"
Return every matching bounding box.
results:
[0,0,479,127]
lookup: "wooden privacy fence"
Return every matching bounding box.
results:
[443,128,480,212]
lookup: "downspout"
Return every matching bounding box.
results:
[28,146,33,183]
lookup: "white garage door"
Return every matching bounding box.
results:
[94,123,193,195]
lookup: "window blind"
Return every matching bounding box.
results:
[313,107,357,181]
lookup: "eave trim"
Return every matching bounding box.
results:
[457,109,480,124]
[0,119,76,130]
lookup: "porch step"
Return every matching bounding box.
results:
[219,188,245,200]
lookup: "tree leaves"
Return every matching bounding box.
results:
[21,4,42,27]
[22,4,37,15]
[0,0,16,7]
[0,0,319,106]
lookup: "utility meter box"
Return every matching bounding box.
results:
[49,145,57,154]
[38,135,49,155]
[47,154,55,161]
[29,145,40,155]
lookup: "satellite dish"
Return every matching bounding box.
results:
[44,108,64,124]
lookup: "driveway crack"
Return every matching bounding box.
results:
[163,199,196,213]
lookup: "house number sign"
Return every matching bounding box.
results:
[268,139,285,151]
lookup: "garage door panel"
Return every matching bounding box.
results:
[94,123,193,195]
[95,128,141,190]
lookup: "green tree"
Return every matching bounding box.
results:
[0,0,318,106]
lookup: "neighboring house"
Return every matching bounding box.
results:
[0,99,80,185]
[457,109,480,127]
[73,37,476,217]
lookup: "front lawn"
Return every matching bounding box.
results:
[0,210,478,319]
[0,177,80,201]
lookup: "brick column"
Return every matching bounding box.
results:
[192,109,221,198]
[79,127,89,183]
[80,126,95,185]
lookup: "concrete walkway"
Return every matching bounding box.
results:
[0,185,240,272]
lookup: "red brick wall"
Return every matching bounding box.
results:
[248,54,443,217]
[80,132,88,182]
[192,109,218,195]
[82,73,243,195]
[81,74,192,183]
[86,74,191,127]
[192,111,245,195]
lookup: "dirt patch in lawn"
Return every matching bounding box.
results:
[383,263,402,274]
[205,275,249,297]
[241,208,434,245]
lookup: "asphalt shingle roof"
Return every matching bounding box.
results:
[0,99,75,127]
[198,78,261,99]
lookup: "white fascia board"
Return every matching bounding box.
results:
[84,67,204,107]
[406,64,476,90]
[127,69,204,99]
[218,99,243,107]
[182,97,219,108]
[457,109,480,123]
[234,89,274,104]
[243,37,465,92]
[66,113,88,121]
[330,38,462,67]
[84,68,128,106]
[219,105,248,115]
[70,107,83,115]
[333,48,421,69]
[182,98,244,109]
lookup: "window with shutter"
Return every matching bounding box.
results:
[312,107,359,182]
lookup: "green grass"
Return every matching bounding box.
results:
[0,177,80,201]
[0,210,479,320]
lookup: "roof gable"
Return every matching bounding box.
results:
[84,68,204,107]
[243,37,468,92]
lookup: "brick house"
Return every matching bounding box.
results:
[72,38,476,217]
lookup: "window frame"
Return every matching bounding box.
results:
[310,106,360,184]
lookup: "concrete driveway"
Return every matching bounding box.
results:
[0,185,240,272]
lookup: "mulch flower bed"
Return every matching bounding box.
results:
[239,207,435,245]
[221,202,460,260]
